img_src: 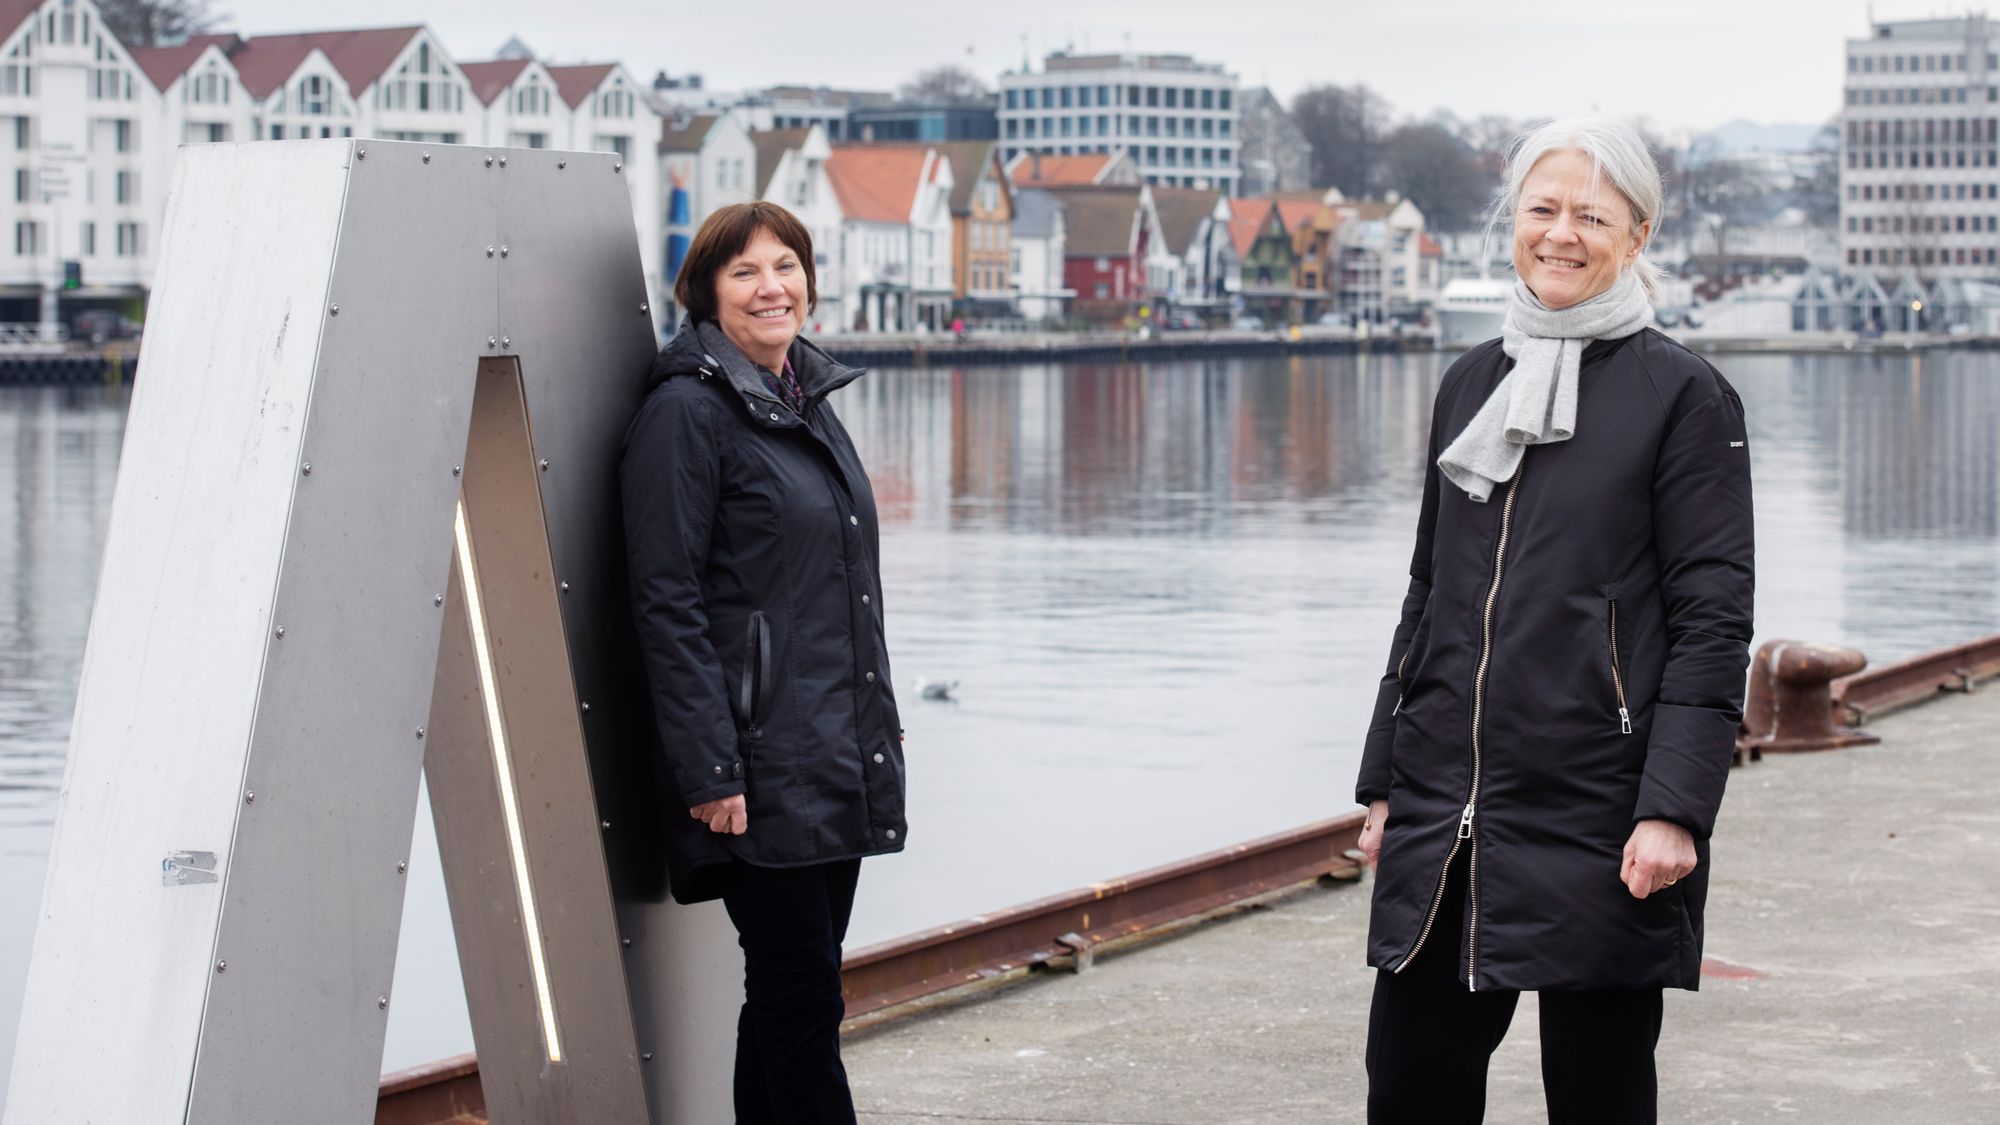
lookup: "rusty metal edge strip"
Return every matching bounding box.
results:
[839,812,1366,1018]
[1832,633,2000,724]
[376,814,1365,1121]
[376,1052,484,1125]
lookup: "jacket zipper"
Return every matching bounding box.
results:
[1392,649,1411,714]
[1609,598,1632,734]
[1394,459,1525,989]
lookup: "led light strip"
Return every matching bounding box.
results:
[454,499,564,1063]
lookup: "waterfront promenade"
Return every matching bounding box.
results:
[843,681,2000,1123]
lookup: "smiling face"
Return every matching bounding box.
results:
[714,227,809,371]
[1512,148,1651,310]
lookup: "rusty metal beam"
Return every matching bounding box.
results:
[375,814,1367,1121]
[376,1054,484,1125]
[1832,633,2000,726]
[839,813,1367,1019]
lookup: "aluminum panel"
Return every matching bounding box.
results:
[491,152,742,1123]
[4,142,354,1123]
[181,140,496,1123]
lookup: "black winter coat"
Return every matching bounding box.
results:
[1357,328,1754,992]
[622,320,906,904]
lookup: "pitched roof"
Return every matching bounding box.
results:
[825,144,934,224]
[128,42,212,91]
[1011,187,1062,239]
[225,26,423,100]
[458,58,531,106]
[660,112,720,153]
[1336,199,1401,221]
[751,127,810,198]
[1,0,40,45]
[1043,186,1141,258]
[1228,200,1278,258]
[1008,152,1112,188]
[546,63,615,109]
[1420,233,1444,257]
[932,140,1003,215]
[1150,186,1222,256]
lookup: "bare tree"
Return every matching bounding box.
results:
[95,0,222,48]
[1291,83,1392,198]
[898,65,989,104]
[1384,122,1492,232]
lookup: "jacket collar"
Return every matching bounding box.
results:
[652,321,867,429]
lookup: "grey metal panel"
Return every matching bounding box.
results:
[180,140,496,1123]
[423,357,648,1121]
[4,142,355,1123]
[491,152,744,1123]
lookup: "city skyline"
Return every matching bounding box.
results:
[198,0,1925,134]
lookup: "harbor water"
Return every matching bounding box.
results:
[1,348,1996,1083]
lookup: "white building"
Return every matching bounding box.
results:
[998,51,1239,197]
[824,143,953,332]
[4,0,165,329]
[1840,14,2000,278]
[753,124,846,334]
[2,3,666,334]
[1009,186,1071,322]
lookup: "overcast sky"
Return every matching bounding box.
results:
[206,0,1946,134]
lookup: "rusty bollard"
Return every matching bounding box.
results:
[1736,640,1882,764]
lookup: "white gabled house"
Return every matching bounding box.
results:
[824,143,953,333]
[752,124,844,333]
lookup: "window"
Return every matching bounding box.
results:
[116,221,141,256]
[1005,89,1019,110]
[1146,86,1159,107]
[1060,86,1072,108]
[1164,87,1177,108]
[114,119,132,152]
[115,169,133,204]
[13,168,26,202]
[12,117,27,149]
[16,220,41,255]
[80,221,94,255]
[1219,89,1231,111]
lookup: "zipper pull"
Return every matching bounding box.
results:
[1618,707,1632,735]
[1392,693,1406,715]
[1457,802,1475,839]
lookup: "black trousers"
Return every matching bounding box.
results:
[719,858,863,1125]
[1365,855,1664,1125]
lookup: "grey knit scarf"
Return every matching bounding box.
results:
[1437,270,1653,502]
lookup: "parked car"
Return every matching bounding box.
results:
[1315,312,1353,329]
[1231,315,1266,331]
[1165,312,1204,330]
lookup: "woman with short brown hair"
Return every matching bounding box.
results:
[623,201,905,1124]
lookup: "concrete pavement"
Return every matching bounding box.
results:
[844,684,2000,1124]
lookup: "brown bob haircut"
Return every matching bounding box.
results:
[673,201,818,326]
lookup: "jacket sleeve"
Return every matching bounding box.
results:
[1632,374,1755,838]
[1355,376,1450,806]
[621,388,747,808]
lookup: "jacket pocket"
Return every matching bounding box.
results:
[1607,596,1632,734]
[739,611,773,763]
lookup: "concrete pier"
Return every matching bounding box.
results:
[845,684,2000,1123]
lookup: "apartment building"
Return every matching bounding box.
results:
[998,51,1239,197]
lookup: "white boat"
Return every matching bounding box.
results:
[1437,278,1512,348]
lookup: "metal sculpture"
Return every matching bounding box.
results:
[5,140,733,1124]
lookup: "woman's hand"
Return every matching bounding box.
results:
[690,795,748,835]
[1622,818,1695,899]
[1359,799,1390,869]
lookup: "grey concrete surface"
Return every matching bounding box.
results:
[844,685,2000,1124]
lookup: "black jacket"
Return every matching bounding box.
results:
[621,321,906,904]
[1357,328,1754,991]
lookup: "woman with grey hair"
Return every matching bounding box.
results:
[1353,115,1755,1123]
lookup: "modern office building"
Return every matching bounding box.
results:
[1840,14,2000,278]
[997,51,1239,197]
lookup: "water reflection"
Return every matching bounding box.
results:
[0,349,1995,1080]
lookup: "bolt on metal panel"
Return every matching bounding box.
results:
[5,140,735,1124]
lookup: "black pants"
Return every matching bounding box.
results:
[1365,856,1664,1125]
[719,858,863,1125]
